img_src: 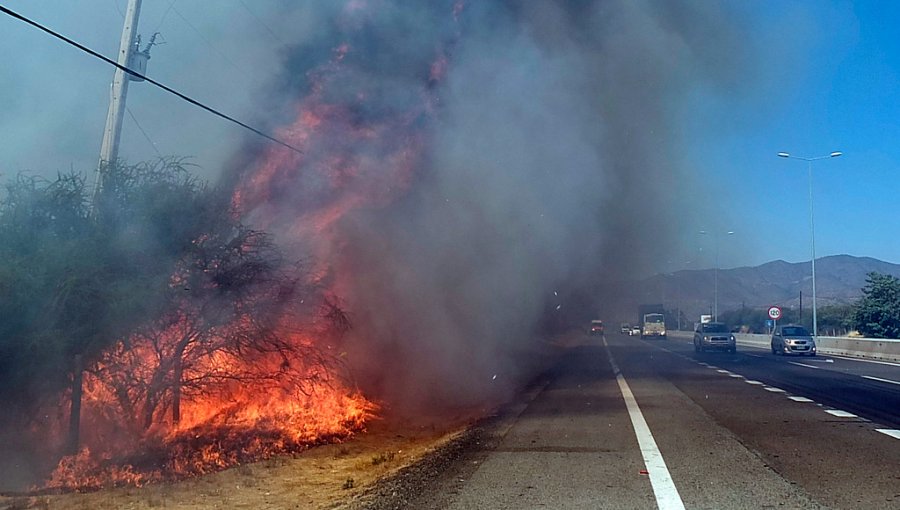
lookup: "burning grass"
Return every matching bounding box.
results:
[44,375,376,491]
[3,420,466,510]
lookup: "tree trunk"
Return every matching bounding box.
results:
[172,354,182,424]
[66,354,83,454]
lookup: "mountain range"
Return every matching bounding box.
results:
[628,255,900,323]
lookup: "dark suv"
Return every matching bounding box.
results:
[693,322,736,353]
[771,325,816,356]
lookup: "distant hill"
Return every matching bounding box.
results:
[631,255,900,323]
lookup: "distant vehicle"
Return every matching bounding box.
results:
[638,304,666,339]
[771,325,816,356]
[620,323,631,334]
[693,322,736,353]
[630,326,641,336]
[590,320,605,336]
[641,313,666,339]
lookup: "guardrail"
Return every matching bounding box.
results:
[666,330,900,362]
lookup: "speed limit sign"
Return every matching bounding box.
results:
[767,306,782,321]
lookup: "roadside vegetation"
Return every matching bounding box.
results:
[0,160,359,491]
[707,272,900,339]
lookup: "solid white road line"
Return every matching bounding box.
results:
[788,362,820,369]
[825,410,858,418]
[876,429,900,440]
[862,375,900,386]
[788,396,815,403]
[603,338,686,510]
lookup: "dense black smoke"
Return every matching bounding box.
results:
[233,0,750,417]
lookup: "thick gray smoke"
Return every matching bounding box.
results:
[235,0,748,417]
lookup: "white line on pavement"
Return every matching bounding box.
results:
[788,362,820,369]
[745,380,764,385]
[862,375,900,386]
[876,429,900,440]
[830,355,900,368]
[825,410,858,418]
[764,387,786,393]
[603,337,685,510]
[788,396,814,403]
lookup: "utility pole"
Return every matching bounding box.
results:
[72,0,143,452]
[93,0,143,208]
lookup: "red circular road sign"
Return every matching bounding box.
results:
[768,306,782,320]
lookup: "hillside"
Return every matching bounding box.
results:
[629,255,900,324]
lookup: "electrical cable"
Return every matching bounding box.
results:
[169,3,250,79]
[155,0,176,33]
[237,0,285,46]
[0,4,303,155]
[126,107,163,157]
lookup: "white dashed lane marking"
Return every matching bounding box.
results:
[862,375,900,386]
[677,342,897,441]
[831,355,900,368]
[876,429,900,440]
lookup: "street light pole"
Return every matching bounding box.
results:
[676,260,692,331]
[776,151,843,340]
[700,231,734,322]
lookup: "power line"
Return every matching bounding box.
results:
[0,4,302,155]
[154,0,176,33]
[169,3,250,79]
[237,0,286,47]
[126,106,163,157]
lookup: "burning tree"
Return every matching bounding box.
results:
[87,223,340,435]
[0,160,374,491]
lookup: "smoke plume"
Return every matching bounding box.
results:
[231,0,748,416]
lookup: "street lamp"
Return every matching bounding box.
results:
[776,151,842,340]
[675,260,692,331]
[699,230,734,322]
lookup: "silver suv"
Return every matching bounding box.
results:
[771,325,816,356]
[694,322,736,353]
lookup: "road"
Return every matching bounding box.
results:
[376,332,900,509]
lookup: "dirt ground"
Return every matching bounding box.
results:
[0,420,468,510]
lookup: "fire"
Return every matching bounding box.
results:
[41,0,465,491]
[46,322,376,490]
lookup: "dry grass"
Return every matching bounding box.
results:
[0,421,466,510]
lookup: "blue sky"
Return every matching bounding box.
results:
[1,1,898,271]
[687,1,900,269]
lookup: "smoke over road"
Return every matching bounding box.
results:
[231,0,749,416]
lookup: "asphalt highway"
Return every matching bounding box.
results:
[382,332,900,509]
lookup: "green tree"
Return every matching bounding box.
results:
[817,305,855,336]
[853,272,900,339]
[0,159,224,452]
